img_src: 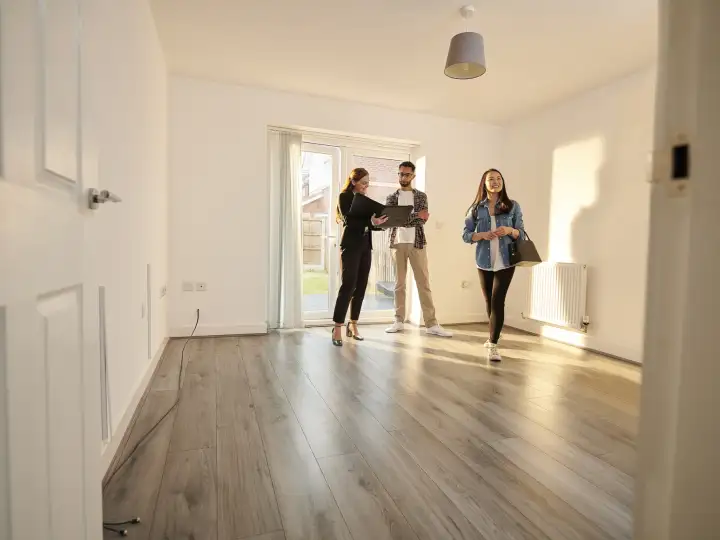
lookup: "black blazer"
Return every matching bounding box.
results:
[337,191,379,250]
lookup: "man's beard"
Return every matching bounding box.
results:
[399,180,412,187]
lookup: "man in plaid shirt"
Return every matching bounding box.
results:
[384,162,452,337]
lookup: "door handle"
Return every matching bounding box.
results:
[88,188,123,210]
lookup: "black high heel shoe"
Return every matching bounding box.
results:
[332,325,343,347]
[346,322,364,341]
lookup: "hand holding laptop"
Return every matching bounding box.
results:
[349,193,412,228]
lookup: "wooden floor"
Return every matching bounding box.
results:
[103,324,641,540]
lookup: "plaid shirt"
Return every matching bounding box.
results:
[385,189,428,249]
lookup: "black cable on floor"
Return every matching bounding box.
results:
[102,308,200,536]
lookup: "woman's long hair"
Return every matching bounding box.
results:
[467,168,514,218]
[336,168,369,223]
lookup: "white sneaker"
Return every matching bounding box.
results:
[484,334,502,348]
[426,324,453,338]
[385,321,404,333]
[487,344,502,362]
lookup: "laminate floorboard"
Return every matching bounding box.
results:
[149,338,186,392]
[476,400,634,507]
[296,337,419,432]
[102,393,177,540]
[489,438,632,540]
[531,394,638,441]
[110,389,178,478]
[169,339,217,452]
[391,421,604,540]
[267,335,356,458]
[102,324,640,540]
[241,337,353,540]
[278,334,481,540]
[150,448,217,540]
[243,533,286,540]
[317,452,419,540]
[215,337,282,540]
[480,389,637,476]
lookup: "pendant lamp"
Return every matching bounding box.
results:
[444,5,486,79]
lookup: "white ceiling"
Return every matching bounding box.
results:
[150,0,657,124]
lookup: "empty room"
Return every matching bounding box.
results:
[1,0,719,539]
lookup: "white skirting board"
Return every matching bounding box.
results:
[505,316,641,364]
[304,313,487,328]
[100,337,169,476]
[169,323,268,338]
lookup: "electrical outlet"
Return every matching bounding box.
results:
[160,285,167,298]
[182,281,194,292]
[196,282,207,292]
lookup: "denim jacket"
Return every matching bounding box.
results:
[462,199,525,271]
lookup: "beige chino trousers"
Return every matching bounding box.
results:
[392,244,438,327]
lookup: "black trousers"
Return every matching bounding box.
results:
[332,237,372,324]
[478,267,516,344]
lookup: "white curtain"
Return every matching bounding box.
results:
[267,130,304,329]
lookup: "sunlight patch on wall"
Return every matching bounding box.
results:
[541,324,588,348]
[548,137,605,262]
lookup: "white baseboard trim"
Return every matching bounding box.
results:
[505,316,642,364]
[101,337,168,477]
[304,314,487,329]
[304,316,394,327]
[169,323,268,338]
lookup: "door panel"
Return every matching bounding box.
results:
[42,0,80,183]
[301,143,341,320]
[42,286,86,538]
[0,0,101,538]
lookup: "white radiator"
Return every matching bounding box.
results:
[523,262,589,331]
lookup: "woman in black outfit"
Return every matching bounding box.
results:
[331,168,388,346]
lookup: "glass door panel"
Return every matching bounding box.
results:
[301,144,340,320]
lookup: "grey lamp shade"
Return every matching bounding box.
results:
[444,32,486,79]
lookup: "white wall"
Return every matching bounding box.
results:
[86,0,168,464]
[501,68,656,362]
[168,76,502,335]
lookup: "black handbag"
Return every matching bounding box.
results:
[509,230,542,267]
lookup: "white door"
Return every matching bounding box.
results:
[0,0,102,538]
[300,143,341,320]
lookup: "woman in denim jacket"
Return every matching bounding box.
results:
[462,169,525,362]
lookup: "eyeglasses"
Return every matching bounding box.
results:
[398,172,413,178]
